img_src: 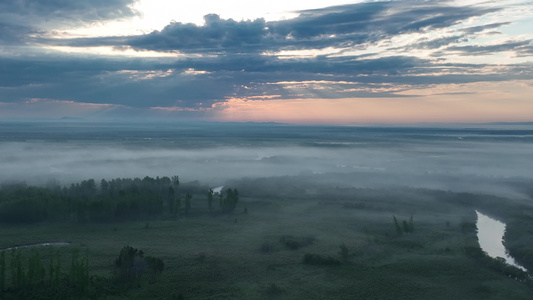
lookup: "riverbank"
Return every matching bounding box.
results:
[0,242,70,252]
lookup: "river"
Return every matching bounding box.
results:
[476,211,527,272]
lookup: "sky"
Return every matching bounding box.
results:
[0,0,532,125]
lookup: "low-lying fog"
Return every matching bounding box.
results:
[1,122,532,198]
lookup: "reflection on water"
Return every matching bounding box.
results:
[212,186,224,194]
[476,211,527,271]
[0,242,70,251]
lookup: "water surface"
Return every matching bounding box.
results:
[476,211,527,271]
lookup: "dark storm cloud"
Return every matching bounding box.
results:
[0,0,138,22]
[0,54,248,107]
[0,54,404,108]
[2,52,532,109]
[42,36,130,48]
[0,0,137,44]
[3,51,531,109]
[0,21,38,43]
[129,14,269,53]
[125,1,499,53]
[268,2,388,40]
[386,5,498,33]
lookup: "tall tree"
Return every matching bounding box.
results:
[168,186,176,217]
[184,193,192,215]
[221,188,239,213]
[207,189,214,213]
[393,215,403,235]
[100,179,109,195]
[172,175,180,187]
[0,251,5,291]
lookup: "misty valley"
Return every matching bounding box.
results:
[1,121,533,299]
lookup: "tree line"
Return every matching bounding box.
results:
[0,246,164,299]
[0,248,90,299]
[0,176,239,224]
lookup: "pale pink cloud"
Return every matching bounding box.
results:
[213,80,533,124]
[0,98,122,119]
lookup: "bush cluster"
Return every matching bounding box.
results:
[302,253,341,266]
[280,235,315,250]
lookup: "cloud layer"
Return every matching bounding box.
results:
[0,0,138,44]
[0,0,532,122]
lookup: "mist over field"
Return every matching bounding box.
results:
[2,121,533,299]
[1,121,532,198]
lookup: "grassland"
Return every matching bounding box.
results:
[0,180,532,299]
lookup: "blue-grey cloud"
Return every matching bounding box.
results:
[516,43,533,57]
[461,22,511,34]
[0,21,38,44]
[392,36,465,51]
[129,14,268,53]
[122,1,499,53]
[0,0,137,21]
[444,40,532,56]
[1,0,532,115]
[0,0,137,44]
[2,51,532,110]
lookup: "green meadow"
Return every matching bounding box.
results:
[0,176,532,299]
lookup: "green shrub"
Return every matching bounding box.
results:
[114,246,165,287]
[338,243,350,262]
[260,242,274,253]
[145,256,165,283]
[302,253,341,266]
[280,236,301,250]
[114,246,145,284]
[265,283,283,296]
[280,235,315,250]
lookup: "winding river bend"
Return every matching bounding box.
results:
[476,211,527,272]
